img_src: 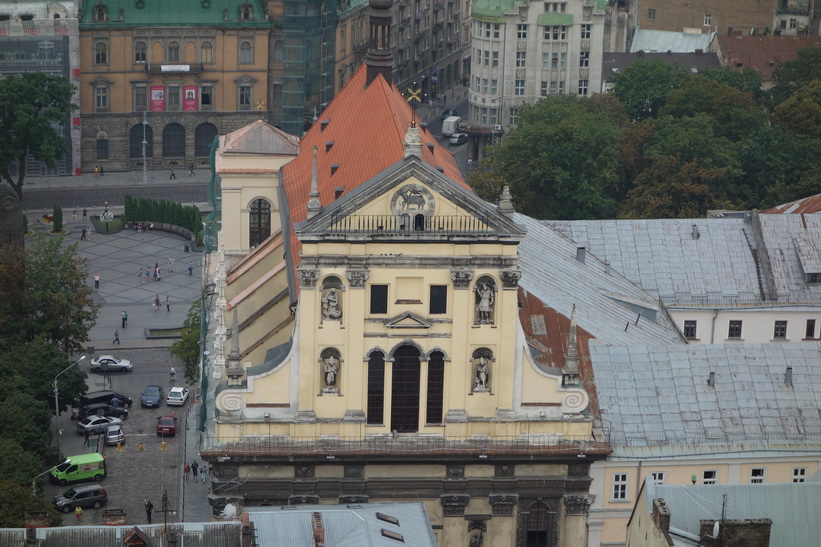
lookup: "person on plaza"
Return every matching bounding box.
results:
[80,227,87,240]
[467,158,473,169]
[94,274,100,289]
[200,464,208,483]
[145,266,151,283]
[139,267,144,283]
[152,263,158,281]
[166,296,171,312]
[145,500,153,524]
[113,328,120,345]
[184,462,191,481]
[153,294,160,311]
[122,309,128,328]
[99,165,104,176]
[189,163,195,176]
[170,366,176,381]
[156,267,162,282]
[75,506,83,523]
[170,167,177,179]
[94,166,99,177]
[82,207,88,221]
[188,261,193,276]
[191,461,199,479]
[72,209,77,221]
[168,256,174,272]
[83,429,90,447]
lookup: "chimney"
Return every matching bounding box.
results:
[312,511,326,547]
[365,0,395,86]
[24,512,49,529]
[167,530,179,547]
[576,247,586,264]
[707,371,715,386]
[101,508,127,526]
[692,224,700,239]
[604,261,611,275]
[785,366,793,386]
[652,499,671,533]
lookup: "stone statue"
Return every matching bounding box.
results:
[474,357,489,391]
[474,281,494,324]
[470,532,484,546]
[324,355,339,387]
[322,287,342,320]
[0,179,23,248]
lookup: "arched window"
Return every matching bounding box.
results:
[391,345,421,433]
[134,41,146,63]
[240,2,253,19]
[95,42,107,64]
[425,351,444,425]
[93,2,108,21]
[249,198,271,247]
[201,41,213,63]
[162,123,185,157]
[239,41,252,64]
[194,123,217,157]
[96,131,108,160]
[167,41,179,63]
[524,501,553,547]
[367,351,385,425]
[273,40,284,62]
[129,123,153,158]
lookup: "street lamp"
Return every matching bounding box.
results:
[54,356,86,461]
[142,111,148,184]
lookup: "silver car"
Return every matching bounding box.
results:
[105,424,125,446]
[76,415,123,435]
[89,355,133,372]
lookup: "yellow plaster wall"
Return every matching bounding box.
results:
[366,464,446,478]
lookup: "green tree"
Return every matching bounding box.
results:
[170,301,202,384]
[0,235,99,353]
[52,204,63,233]
[0,73,76,198]
[697,66,764,103]
[772,79,821,139]
[0,391,53,456]
[0,439,45,488]
[768,46,821,106]
[469,95,620,219]
[610,59,691,121]
[0,479,61,528]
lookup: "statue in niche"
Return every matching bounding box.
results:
[322,287,342,320]
[470,532,484,547]
[474,280,495,324]
[321,349,342,393]
[324,355,339,387]
[473,356,489,392]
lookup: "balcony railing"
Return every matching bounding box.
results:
[324,214,494,234]
[201,434,611,457]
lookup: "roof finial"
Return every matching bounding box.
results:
[404,122,423,158]
[563,304,581,387]
[498,185,515,218]
[307,146,322,219]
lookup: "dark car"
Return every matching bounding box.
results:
[440,108,458,120]
[156,415,178,436]
[77,403,128,420]
[79,390,133,408]
[141,385,164,408]
[52,484,107,513]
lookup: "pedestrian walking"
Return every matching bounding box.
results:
[72,209,77,221]
[166,296,171,312]
[184,463,191,481]
[99,165,104,176]
[75,506,83,523]
[144,500,153,523]
[81,227,87,240]
[168,256,174,272]
[113,328,120,344]
[170,366,177,381]
[94,274,100,289]
[189,163,195,176]
[122,309,128,327]
[83,429,90,447]
[139,267,144,283]
[153,294,160,311]
[191,461,199,479]
[201,465,208,483]
[82,208,88,221]
[94,166,99,177]
[170,167,177,179]
[467,158,473,169]
[145,266,151,282]
[156,267,161,282]
[188,261,193,276]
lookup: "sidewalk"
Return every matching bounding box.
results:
[180,402,214,522]
[24,168,210,191]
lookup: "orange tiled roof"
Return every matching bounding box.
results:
[281,64,468,291]
[716,35,821,80]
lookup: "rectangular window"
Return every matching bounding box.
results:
[516,51,527,67]
[492,51,499,67]
[484,22,491,38]
[515,80,525,95]
[480,107,488,124]
[809,273,820,283]
[239,85,251,110]
[612,473,628,500]
[703,470,717,484]
[96,138,108,160]
[134,86,147,111]
[95,87,108,112]
[483,50,490,66]
[367,353,385,424]
[793,468,807,483]
[558,81,565,94]
[551,53,558,68]
[728,320,742,339]
[806,319,816,338]
[509,108,518,125]
[429,285,447,314]
[580,51,589,67]
[482,78,489,94]
[490,79,497,94]
[200,84,213,110]
[541,81,548,96]
[773,320,787,339]
[370,285,388,314]
[493,23,500,38]
[167,86,180,111]
[550,81,557,94]
[134,41,146,63]
[555,25,566,40]
[684,320,697,339]
[578,79,588,95]
[651,471,665,485]
[560,52,567,68]
[790,18,797,29]
[542,52,549,69]
[750,468,765,484]
[490,108,497,124]
[648,8,655,20]
[581,23,591,39]
[704,14,712,26]
[517,24,528,39]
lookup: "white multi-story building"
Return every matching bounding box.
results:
[464,0,605,159]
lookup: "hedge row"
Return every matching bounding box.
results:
[123,195,202,236]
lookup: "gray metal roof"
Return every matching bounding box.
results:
[245,502,438,547]
[630,29,715,53]
[546,216,821,305]
[0,522,243,547]
[601,51,720,83]
[516,214,683,346]
[592,341,821,447]
[644,480,821,547]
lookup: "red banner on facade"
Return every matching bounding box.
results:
[183,86,198,111]
[150,86,165,111]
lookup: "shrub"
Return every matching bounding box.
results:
[52,204,63,232]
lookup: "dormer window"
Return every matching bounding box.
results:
[239,2,253,20]
[94,2,108,21]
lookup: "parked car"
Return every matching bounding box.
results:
[89,355,133,372]
[156,415,178,436]
[440,108,458,120]
[449,132,468,145]
[79,390,133,408]
[77,403,128,420]
[76,416,123,435]
[141,385,164,408]
[49,454,107,486]
[105,424,125,446]
[166,387,190,406]
[52,484,107,513]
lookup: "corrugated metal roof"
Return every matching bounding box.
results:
[630,29,714,53]
[245,502,438,546]
[645,481,821,547]
[716,35,821,80]
[762,193,821,214]
[758,214,821,299]
[1,522,243,546]
[592,341,821,447]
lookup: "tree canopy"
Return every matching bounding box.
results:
[170,301,203,385]
[0,73,76,198]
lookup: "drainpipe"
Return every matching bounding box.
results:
[710,309,719,344]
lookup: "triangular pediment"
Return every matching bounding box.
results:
[295,156,525,243]
[384,311,432,329]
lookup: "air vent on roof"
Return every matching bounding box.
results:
[381,529,405,542]
[576,246,586,264]
[320,120,330,131]
[692,224,700,240]
[330,164,340,176]
[707,371,715,386]
[785,366,793,386]
[427,143,435,153]
[376,512,400,525]
[325,141,334,152]
[335,187,344,199]
[436,166,444,172]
